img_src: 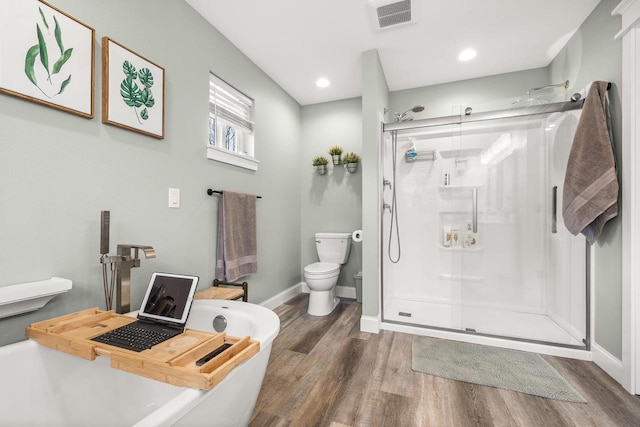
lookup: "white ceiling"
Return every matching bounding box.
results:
[185,0,601,106]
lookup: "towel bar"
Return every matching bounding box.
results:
[207,188,262,199]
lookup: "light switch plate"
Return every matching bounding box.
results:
[168,188,180,208]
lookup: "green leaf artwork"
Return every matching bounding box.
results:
[122,60,137,80]
[52,48,73,74]
[24,7,74,99]
[57,75,72,95]
[54,16,64,54]
[119,62,155,124]
[120,77,143,108]
[24,45,40,86]
[38,7,49,31]
[138,68,153,88]
[36,24,50,81]
[140,87,154,108]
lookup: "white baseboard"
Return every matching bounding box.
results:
[300,283,357,299]
[260,282,302,310]
[592,341,628,391]
[336,285,356,299]
[360,315,380,334]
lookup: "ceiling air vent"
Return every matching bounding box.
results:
[370,0,414,29]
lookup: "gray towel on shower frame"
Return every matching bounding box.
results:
[215,191,257,282]
[562,81,618,244]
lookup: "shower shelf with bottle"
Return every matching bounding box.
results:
[405,150,436,162]
[439,182,482,251]
[439,246,484,252]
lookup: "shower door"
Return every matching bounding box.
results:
[381,109,587,347]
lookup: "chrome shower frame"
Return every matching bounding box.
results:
[379,96,591,351]
[383,98,583,133]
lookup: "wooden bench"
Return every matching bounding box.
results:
[195,279,248,302]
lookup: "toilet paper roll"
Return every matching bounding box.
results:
[352,230,363,242]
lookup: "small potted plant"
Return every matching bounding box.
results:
[312,155,329,175]
[328,145,343,165]
[342,152,361,173]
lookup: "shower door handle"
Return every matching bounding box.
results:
[552,186,558,234]
[472,187,478,233]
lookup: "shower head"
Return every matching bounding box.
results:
[386,105,425,122]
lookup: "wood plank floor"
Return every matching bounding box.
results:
[250,294,640,427]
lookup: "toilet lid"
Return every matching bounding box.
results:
[304,262,339,275]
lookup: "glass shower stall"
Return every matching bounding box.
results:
[381,100,588,349]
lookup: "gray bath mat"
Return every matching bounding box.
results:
[412,336,586,403]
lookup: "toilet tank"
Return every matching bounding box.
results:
[315,232,352,264]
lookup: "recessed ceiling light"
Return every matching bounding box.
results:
[458,48,477,62]
[316,78,330,88]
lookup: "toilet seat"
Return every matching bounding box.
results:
[304,262,339,278]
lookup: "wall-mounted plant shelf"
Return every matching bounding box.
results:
[0,277,72,319]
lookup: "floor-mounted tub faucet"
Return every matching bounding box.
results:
[99,211,156,313]
[114,244,156,314]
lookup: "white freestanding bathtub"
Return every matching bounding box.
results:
[0,299,280,427]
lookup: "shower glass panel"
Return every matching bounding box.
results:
[381,108,587,348]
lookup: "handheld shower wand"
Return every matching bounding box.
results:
[383,104,425,263]
[99,211,119,310]
[385,105,425,123]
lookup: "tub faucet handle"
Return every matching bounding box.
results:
[117,244,156,260]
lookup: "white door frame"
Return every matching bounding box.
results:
[613,0,640,395]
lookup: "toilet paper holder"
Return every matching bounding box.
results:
[352,230,363,242]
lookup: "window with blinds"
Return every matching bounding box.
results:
[207,73,258,170]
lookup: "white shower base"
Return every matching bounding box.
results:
[383,297,587,356]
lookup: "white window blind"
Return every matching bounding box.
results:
[209,74,253,132]
[207,73,258,170]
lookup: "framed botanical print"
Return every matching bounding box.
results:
[0,0,95,118]
[102,37,165,139]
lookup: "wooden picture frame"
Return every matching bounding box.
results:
[0,0,95,118]
[102,37,165,139]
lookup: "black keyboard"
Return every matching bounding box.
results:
[92,324,173,352]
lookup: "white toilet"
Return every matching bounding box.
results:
[304,232,352,316]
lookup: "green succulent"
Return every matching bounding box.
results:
[328,145,343,156]
[342,152,361,164]
[312,155,329,166]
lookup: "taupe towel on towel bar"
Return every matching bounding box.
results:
[562,81,618,244]
[215,191,257,282]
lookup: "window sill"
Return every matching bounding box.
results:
[207,146,260,171]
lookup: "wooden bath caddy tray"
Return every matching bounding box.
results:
[25,308,260,390]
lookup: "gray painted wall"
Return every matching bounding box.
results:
[0,0,301,346]
[549,0,623,359]
[361,50,389,318]
[300,98,363,289]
